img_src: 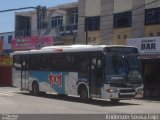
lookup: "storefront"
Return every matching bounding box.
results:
[128,37,160,98]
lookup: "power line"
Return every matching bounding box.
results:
[0,7,36,13]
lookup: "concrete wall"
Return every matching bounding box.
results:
[85,0,101,16]
[132,0,145,38]
[145,0,160,9]
[145,25,160,37]
[113,28,132,45]
[100,0,114,45]
[77,0,86,44]
[114,0,132,13]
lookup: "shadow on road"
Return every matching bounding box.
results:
[18,92,140,107]
[140,97,160,103]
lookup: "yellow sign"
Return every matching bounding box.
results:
[0,56,12,66]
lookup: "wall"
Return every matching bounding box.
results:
[113,28,132,45]
[145,0,160,9]
[145,25,160,37]
[114,0,132,13]
[85,0,101,16]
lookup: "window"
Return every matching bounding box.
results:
[145,7,160,25]
[76,54,89,73]
[13,55,21,69]
[52,16,63,28]
[114,11,132,28]
[64,54,76,71]
[29,55,41,70]
[85,16,100,31]
[8,35,12,44]
[67,8,78,25]
[50,54,64,71]
[40,54,52,70]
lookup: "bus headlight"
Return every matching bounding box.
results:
[106,88,118,93]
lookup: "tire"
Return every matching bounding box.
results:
[32,82,39,96]
[79,87,88,101]
[110,99,120,103]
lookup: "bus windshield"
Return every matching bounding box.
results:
[106,55,142,84]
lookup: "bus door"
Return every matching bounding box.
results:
[21,55,29,90]
[89,57,103,97]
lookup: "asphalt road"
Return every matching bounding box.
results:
[0,87,160,114]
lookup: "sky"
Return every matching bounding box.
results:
[0,0,78,33]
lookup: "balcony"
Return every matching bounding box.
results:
[59,24,77,35]
[15,30,31,38]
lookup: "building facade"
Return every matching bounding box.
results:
[78,0,160,45]
[15,2,78,49]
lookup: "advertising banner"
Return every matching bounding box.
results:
[11,35,54,51]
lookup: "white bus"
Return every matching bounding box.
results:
[12,45,143,102]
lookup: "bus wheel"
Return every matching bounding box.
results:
[79,87,88,101]
[110,99,120,103]
[32,82,39,96]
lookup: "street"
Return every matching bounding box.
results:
[0,87,160,114]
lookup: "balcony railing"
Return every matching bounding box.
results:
[59,24,77,33]
[15,30,31,38]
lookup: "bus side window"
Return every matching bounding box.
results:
[40,54,51,71]
[29,55,41,70]
[64,55,76,72]
[13,55,21,70]
[21,55,29,70]
[76,54,89,73]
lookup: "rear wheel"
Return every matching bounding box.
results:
[32,82,39,96]
[79,87,88,101]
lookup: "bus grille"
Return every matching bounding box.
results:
[119,89,135,93]
[119,94,135,98]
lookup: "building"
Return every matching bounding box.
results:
[78,0,160,45]
[14,2,78,50]
[0,32,14,86]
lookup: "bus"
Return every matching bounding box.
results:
[12,45,143,102]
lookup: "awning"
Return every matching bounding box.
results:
[140,54,160,60]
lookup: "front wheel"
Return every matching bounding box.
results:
[79,87,88,101]
[32,82,39,96]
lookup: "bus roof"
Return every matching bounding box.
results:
[12,44,137,55]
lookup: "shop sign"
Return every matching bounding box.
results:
[127,37,160,53]
[12,35,54,51]
[0,56,12,66]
